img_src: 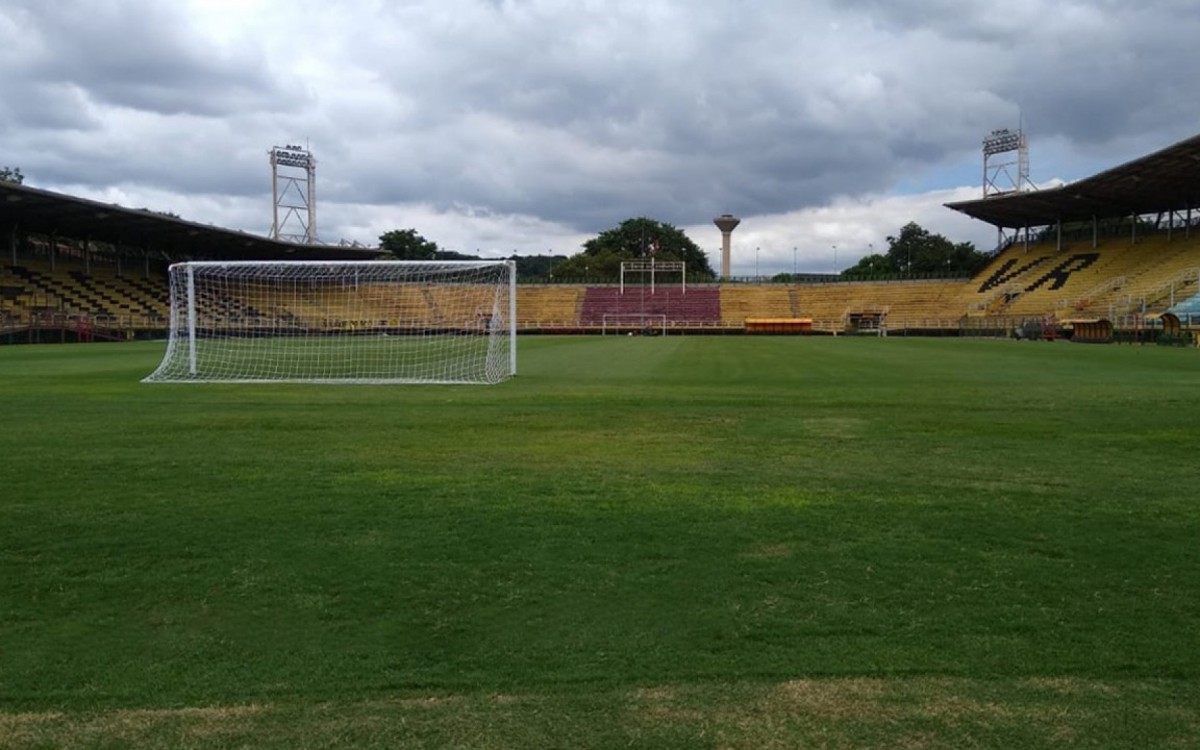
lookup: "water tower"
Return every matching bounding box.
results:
[713,214,740,279]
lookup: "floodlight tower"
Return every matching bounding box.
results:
[982,128,1030,198]
[713,213,741,279]
[269,144,318,244]
[982,128,1032,250]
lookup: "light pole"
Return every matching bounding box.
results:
[792,246,797,278]
[833,244,838,275]
[755,247,760,280]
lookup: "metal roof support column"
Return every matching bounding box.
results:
[1130,213,1137,244]
[50,232,56,272]
[1092,216,1098,249]
[9,224,16,265]
[1056,220,1062,253]
[85,236,91,275]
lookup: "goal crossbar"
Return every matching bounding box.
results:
[619,259,685,294]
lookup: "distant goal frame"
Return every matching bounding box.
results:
[619,260,686,294]
[601,313,668,336]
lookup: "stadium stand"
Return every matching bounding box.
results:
[516,285,585,329]
[5,131,1200,343]
[579,286,721,329]
[5,243,1198,341]
[846,279,966,331]
[965,244,1069,316]
[2,260,168,336]
[1169,290,1200,318]
[1097,246,1199,317]
[790,279,966,333]
[720,286,795,324]
[962,234,1200,322]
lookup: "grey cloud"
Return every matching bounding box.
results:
[5,0,1199,249]
[360,0,1177,235]
[3,0,296,120]
[838,0,1200,148]
[0,82,102,134]
[338,2,1019,228]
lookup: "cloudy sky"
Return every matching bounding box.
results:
[3,0,1199,275]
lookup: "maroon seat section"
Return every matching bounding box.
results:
[579,286,720,325]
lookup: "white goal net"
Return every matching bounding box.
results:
[143,260,516,384]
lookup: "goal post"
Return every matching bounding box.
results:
[619,259,685,294]
[143,259,516,384]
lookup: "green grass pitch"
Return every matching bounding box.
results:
[2,336,1199,748]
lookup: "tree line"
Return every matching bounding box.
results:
[379,217,714,280]
[837,222,988,278]
[383,219,985,281]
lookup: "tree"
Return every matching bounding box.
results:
[1,166,24,185]
[510,254,567,278]
[379,228,438,260]
[434,249,479,261]
[840,253,892,277]
[551,217,715,281]
[842,222,988,278]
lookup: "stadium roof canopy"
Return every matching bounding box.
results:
[0,180,379,261]
[946,132,1200,229]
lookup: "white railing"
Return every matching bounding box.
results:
[1060,275,1126,310]
[970,283,1021,312]
[1111,267,1199,315]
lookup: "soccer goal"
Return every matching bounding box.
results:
[143,260,516,384]
[601,313,667,336]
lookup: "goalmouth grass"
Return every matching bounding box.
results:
[2,337,1199,748]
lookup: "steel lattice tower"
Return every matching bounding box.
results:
[982,128,1030,198]
[269,145,317,244]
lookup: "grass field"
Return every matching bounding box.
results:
[2,336,1199,749]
